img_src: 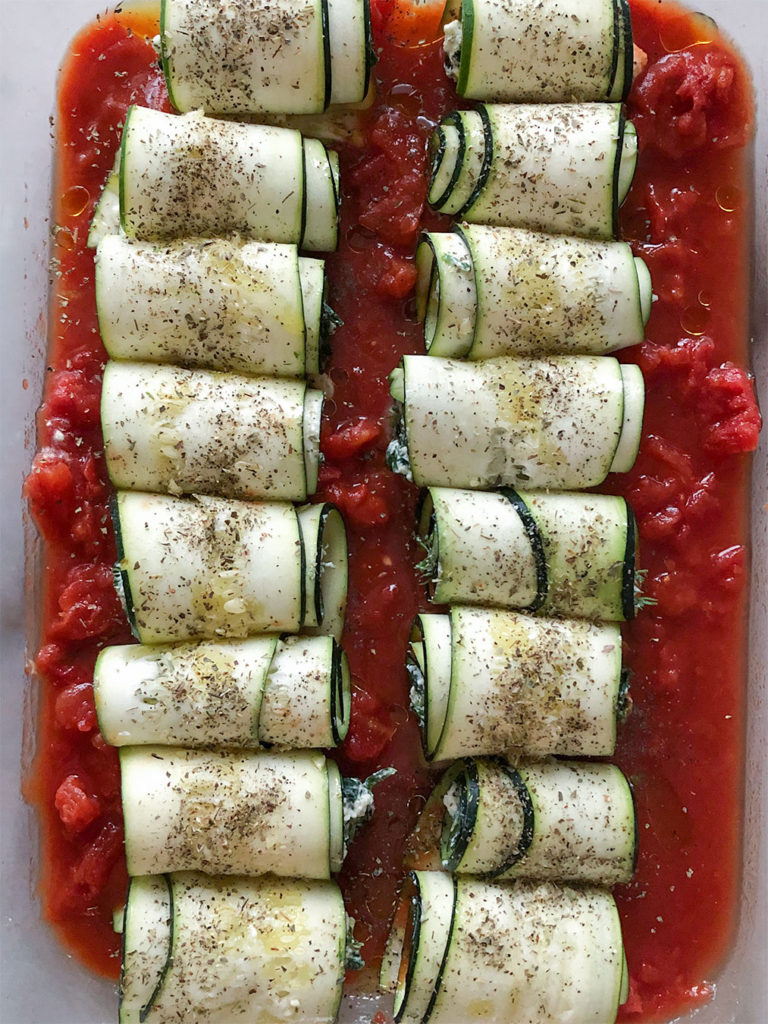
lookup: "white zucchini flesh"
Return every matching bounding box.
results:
[417,225,652,358]
[114,492,305,642]
[302,135,341,252]
[445,0,633,103]
[427,758,636,885]
[120,873,346,1024]
[94,234,321,377]
[382,874,626,1024]
[393,354,643,490]
[87,153,120,249]
[420,486,636,621]
[327,0,370,105]
[119,106,338,251]
[412,607,623,761]
[428,104,637,240]
[161,0,328,116]
[93,635,350,749]
[101,361,322,502]
[120,747,342,878]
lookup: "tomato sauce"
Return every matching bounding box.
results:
[25,0,759,1018]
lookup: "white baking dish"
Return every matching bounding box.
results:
[1,1,765,1021]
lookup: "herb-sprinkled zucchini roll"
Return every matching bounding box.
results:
[101,362,323,502]
[120,748,376,877]
[388,355,644,490]
[380,873,628,1024]
[408,607,626,762]
[120,873,347,1024]
[417,487,637,621]
[427,104,637,239]
[95,235,328,376]
[411,758,636,886]
[443,0,633,104]
[161,0,371,115]
[112,492,347,642]
[94,635,350,749]
[119,106,339,251]
[416,225,652,358]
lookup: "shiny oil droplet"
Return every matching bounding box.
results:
[659,12,717,52]
[681,305,710,336]
[698,291,712,309]
[61,185,90,217]
[715,186,740,213]
[54,226,76,251]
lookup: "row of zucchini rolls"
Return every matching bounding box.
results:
[88,3,380,1021]
[380,1,646,1022]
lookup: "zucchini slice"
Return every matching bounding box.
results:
[119,875,173,1024]
[160,0,369,115]
[101,361,323,502]
[298,502,349,642]
[93,635,350,749]
[388,354,644,490]
[121,748,345,878]
[417,225,652,358]
[112,491,347,643]
[120,873,346,1024]
[95,235,323,377]
[119,106,338,251]
[412,757,636,886]
[427,103,637,240]
[418,486,637,621]
[410,607,625,762]
[87,152,120,249]
[382,873,627,1024]
[444,0,634,103]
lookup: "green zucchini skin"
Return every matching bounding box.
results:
[120,873,347,1024]
[427,103,638,240]
[425,757,636,886]
[94,635,350,750]
[444,0,634,103]
[410,607,625,762]
[381,873,627,1024]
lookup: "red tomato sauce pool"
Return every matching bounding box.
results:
[24,0,759,1018]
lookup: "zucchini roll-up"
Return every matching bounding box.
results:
[388,355,644,490]
[443,0,633,103]
[408,607,625,761]
[94,635,350,749]
[161,0,371,114]
[416,225,652,358]
[119,106,339,251]
[380,873,627,1024]
[95,235,327,377]
[418,487,637,621]
[112,492,347,642]
[412,758,636,886]
[121,748,370,877]
[101,362,323,502]
[427,104,637,239]
[120,873,346,1024]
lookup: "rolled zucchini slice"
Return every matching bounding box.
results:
[94,235,327,376]
[416,225,652,358]
[160,0,370,115]
[444,0,633,103]
[408,607,625,761]
[298,502,349,642]
[417,486,638,621]
[87,152,120,249]
[120,873,346,1024]
[381,873,627,1024]
[94,635,350,749]
[101,361,323,502]
[412,758,636,885]
[427,104,637,240]
[112,491,347,643]
[388,354,644,491]
[119,106,339,251]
